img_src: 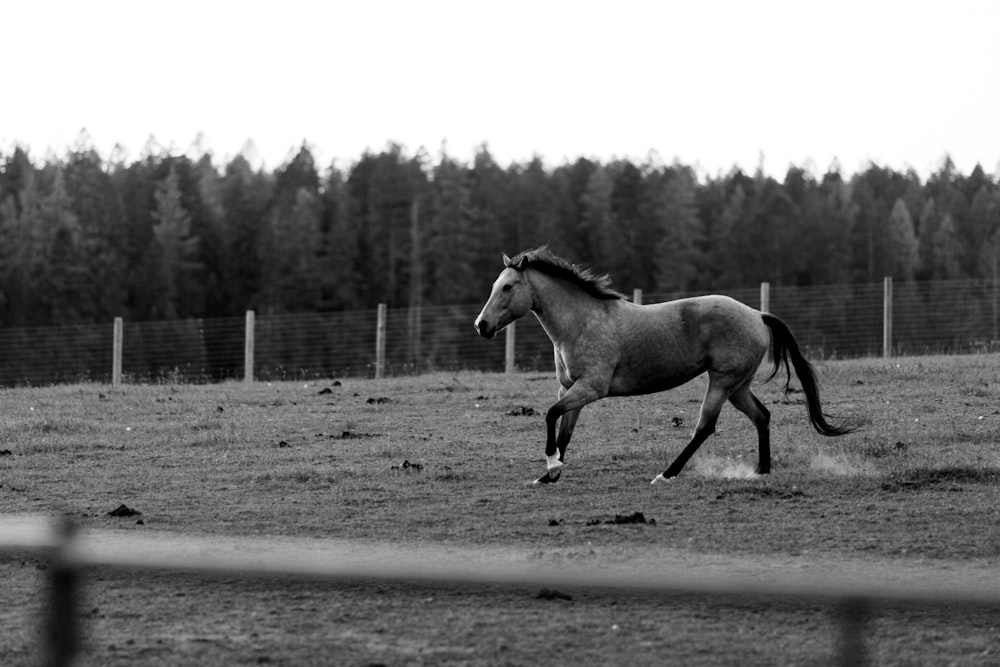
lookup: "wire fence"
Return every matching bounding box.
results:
[0,278,998,386]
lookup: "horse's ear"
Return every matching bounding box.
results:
[504,253,526,270]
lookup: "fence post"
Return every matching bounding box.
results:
[244,310,255,383]
[883,277,893,358]
[45,518,79,667]
[836,597,871,667]
[112,317,123,389]
[632,288,643,305]
[375,303,387,379]
[504,322,516,374]
[760,282,772,364]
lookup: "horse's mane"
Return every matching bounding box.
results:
[505,246,626,301]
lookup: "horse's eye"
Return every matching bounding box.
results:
[502,284,513,292]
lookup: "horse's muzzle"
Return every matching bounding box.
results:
[474,318,496,339]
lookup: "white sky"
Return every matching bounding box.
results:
[4,0,999,179]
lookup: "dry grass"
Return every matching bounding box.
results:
[1,355,1000,665]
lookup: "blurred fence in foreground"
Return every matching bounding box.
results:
[0,277,998,386]
[2,514,1000,666]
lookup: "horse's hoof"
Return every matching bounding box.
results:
[532,471,559,486]
[651,473,674,486]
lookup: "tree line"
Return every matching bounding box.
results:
[1,139,998,328]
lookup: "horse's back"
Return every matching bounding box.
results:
[674,294,766,335]
[647,294,768,354]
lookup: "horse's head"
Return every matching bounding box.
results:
[474,253,533,339]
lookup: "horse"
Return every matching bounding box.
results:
[473,246,855,486]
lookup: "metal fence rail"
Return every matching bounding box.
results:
[2,515,1000,666]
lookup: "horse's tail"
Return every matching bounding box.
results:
[762,313,856,437]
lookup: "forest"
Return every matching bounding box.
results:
[1,136,998,328]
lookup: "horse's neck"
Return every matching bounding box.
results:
[528,272,605,344]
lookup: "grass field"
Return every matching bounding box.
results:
[1,354,999,665]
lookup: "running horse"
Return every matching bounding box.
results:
[474,246,855,486]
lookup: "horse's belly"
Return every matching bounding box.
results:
[607,358,705,396]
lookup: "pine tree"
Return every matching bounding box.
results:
[886,198,919,280]
[712,179,748,287]
[426,154,477,304]
[509,156,560,252]
[151,166,200,318]
[257,146,323,313]
[969,186,1000,277]
[34,168,86,321]
[716,170,763,286]
[0,167,39,325]
[220,154,271,313]
[650,165,704,292]
[552,158,599,262]
[467,145,507,281]
[579,165,616,272]
[64,144,129,319]
[925,158,972,275]
[278,188,323,311]
[319,167,362,310]
[193,154,228,316]
[929,213,964,279]
[607,160,643,289]
[849,165,914,282]
[348,144,423,307]
[812,169,854,285]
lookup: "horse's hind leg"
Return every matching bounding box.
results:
[652,378,730,484]
[728,382,771,475]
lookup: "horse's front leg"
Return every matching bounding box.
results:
[537,403,580,483]
[533,383,604,486]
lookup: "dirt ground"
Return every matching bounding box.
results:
[2,356,1000,665]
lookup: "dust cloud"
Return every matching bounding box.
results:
[694,456,758,479]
